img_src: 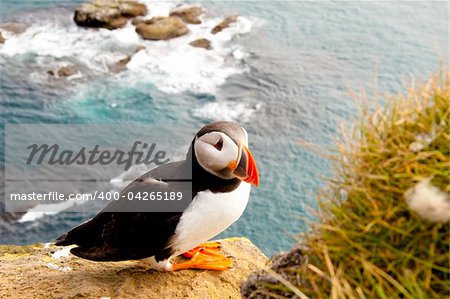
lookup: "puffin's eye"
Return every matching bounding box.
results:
[213,137,223,151]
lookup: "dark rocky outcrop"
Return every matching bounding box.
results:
[0,32,4,44]
[74,0,148,30]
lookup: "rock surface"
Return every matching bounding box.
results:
[0,238,267,299]
[189,38,212,50]
[0,22,29,35]
[241,246,307,298]
[57,66,77,77]
[211,15,238,34]
[170,6,203,24]
[0,32,4,44]
[48,66,77,78]
[110,55,132,73]
[74,0,148,30]
[136,16,189,40]
[135,45,146,52]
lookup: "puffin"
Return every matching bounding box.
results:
[55,121,259,271]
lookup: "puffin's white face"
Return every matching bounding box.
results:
[194,131,240,178]
[193,124,258,186]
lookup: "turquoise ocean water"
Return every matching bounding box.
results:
[0,1,448,254]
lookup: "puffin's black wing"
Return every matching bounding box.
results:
[55,161,192,261]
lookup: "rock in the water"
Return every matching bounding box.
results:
[131,17,145,26]
[136,16,188,40]
[170,6,203,24]
[0,32,4,44]
[118,0,147,17]
[48,66,77,78]
[58,66,77,77]
[0,22,29,35]
[211,15,238,34]
[109,55,131,73]
[74,0,147,30]
[189,38,212,50]
[0,238,267,298]
[74,3,127,30]
[135,45,146,52]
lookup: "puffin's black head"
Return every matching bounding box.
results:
[191,121,259,187]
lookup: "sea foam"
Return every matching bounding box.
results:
[17,200,77,223]
[193,101,262,123]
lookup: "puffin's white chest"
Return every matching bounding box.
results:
[170,182,251,255]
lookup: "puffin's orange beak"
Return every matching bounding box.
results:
[229,145,259,187]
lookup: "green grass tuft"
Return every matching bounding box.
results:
[247,70,449,299]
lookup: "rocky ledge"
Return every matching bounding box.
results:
[0,237,267,298]
[241,246,306,298]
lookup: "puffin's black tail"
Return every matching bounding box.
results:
[54,215,103,247]
[54,233,73,246]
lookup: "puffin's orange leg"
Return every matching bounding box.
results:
[172,248,233,271]
[182,241,222,258]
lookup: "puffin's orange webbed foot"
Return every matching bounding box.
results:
[182,241,222,258]
[172,242,233,271]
